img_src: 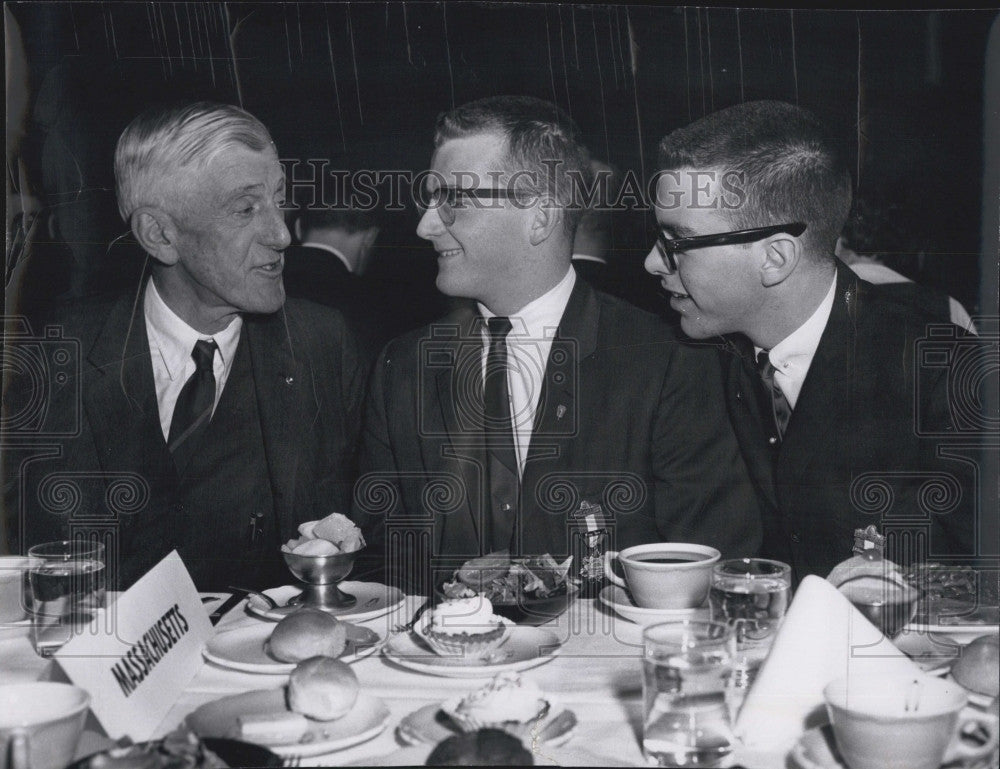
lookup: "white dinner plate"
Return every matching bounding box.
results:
[382,625,562,678]
[202,621,383,674]
[892,629,963,674]
[187,688,390,758]
[245,582,406,623]
[598,585,709,626]
[906,622,1000,645]
[396,701,577,748]
[346,744,633,767]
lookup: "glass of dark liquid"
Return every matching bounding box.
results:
[836,574,920,639]
[27,540,106,657]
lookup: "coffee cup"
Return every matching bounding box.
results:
[603,543,720,609]
[823,673,999,769]
[0,557,36,623]
[0,682,90,769]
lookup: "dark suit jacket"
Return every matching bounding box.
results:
[3,287,367,589]
[722,262,979,581]
[353,279,762,592]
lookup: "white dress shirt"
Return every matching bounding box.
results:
[755,273,837,410]
[144,280,243,442]
[478,267,577,475]
[300,240,355,273]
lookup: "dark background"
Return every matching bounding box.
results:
[5,3,997,321]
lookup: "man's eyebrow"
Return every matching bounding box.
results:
[659,224,698,238]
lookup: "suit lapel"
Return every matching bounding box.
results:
[432,312,486,555]
[245,310,310,542]
[526,280,596,465]
[778,266,859,476]
[84,292,172,481]
[721,338,780,510]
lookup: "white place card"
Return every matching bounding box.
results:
[55,551,213,740]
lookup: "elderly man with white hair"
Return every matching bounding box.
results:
[5,102,366,590]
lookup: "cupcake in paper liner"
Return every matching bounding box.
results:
[441,673,551,737]
[416,597,508,659]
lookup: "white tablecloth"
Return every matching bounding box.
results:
[153,594,652,766]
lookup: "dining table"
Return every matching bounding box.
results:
[1,585,996,768]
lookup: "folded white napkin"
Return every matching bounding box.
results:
[734,574,921,752]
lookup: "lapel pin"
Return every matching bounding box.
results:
[556,405,567,420]
[284,376,294,385]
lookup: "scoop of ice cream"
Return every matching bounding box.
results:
[313,513,362,548]
[430,597,497,635]
[292,538,340,556]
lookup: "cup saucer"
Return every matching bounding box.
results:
[790,724,990,769]
[597,585,708,626]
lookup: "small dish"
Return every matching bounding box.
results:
[69,737,282,768]
[188,689,390,758]
[598,585,709,626]
[397,700,577,747]
[202,621,383,674]
[383,624,561,678]
[245,582,406,622]
[892,629,962,674]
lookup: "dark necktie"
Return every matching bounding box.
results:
[757,349,792,441]
[484,317,519,552]
[168,339,218,470]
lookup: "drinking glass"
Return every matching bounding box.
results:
[28,540,106,657]
[709,558,791,694]
[642,620,737,768]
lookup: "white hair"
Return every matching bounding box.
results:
[114,102,274,220]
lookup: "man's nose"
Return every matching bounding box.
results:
[416,205,444,241]
[643,246,665,276]
[265,205,292,249]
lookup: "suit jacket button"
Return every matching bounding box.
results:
[768,436,778,445]
[501,503,512,512]
[736,391,743,401]
[790,533,802,543]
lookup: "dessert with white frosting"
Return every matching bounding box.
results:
[441,673,550,735]
[418,597,506,658]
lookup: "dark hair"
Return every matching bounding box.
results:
[433,95,592,234]
[656,100,852,258]
[297,206,379,234]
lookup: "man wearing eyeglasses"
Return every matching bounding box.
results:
[353,95,761,593]
[644,100,979,580]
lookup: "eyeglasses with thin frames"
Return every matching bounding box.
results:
[653,221,807,274]
[419,185,534,226]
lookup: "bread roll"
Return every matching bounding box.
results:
[952,633,999,697]
[287,656,359,720]
[268,608,347,663]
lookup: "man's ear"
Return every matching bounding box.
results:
[528,196,562,246]
[131,207,180,266]
[361,226,380,251]
[759,233,802,287]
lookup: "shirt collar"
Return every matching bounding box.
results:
[571,253,608,264]
[300,241,354,273]
[144,280,243,381]
[758,272,838,370]
[477,267,576,339]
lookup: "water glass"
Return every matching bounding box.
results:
[642,620,737,768]
[28,540,106,657]
[709,558,791,693]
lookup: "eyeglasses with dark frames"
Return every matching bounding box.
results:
[420,185,534,226]
[653,221,807,273]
